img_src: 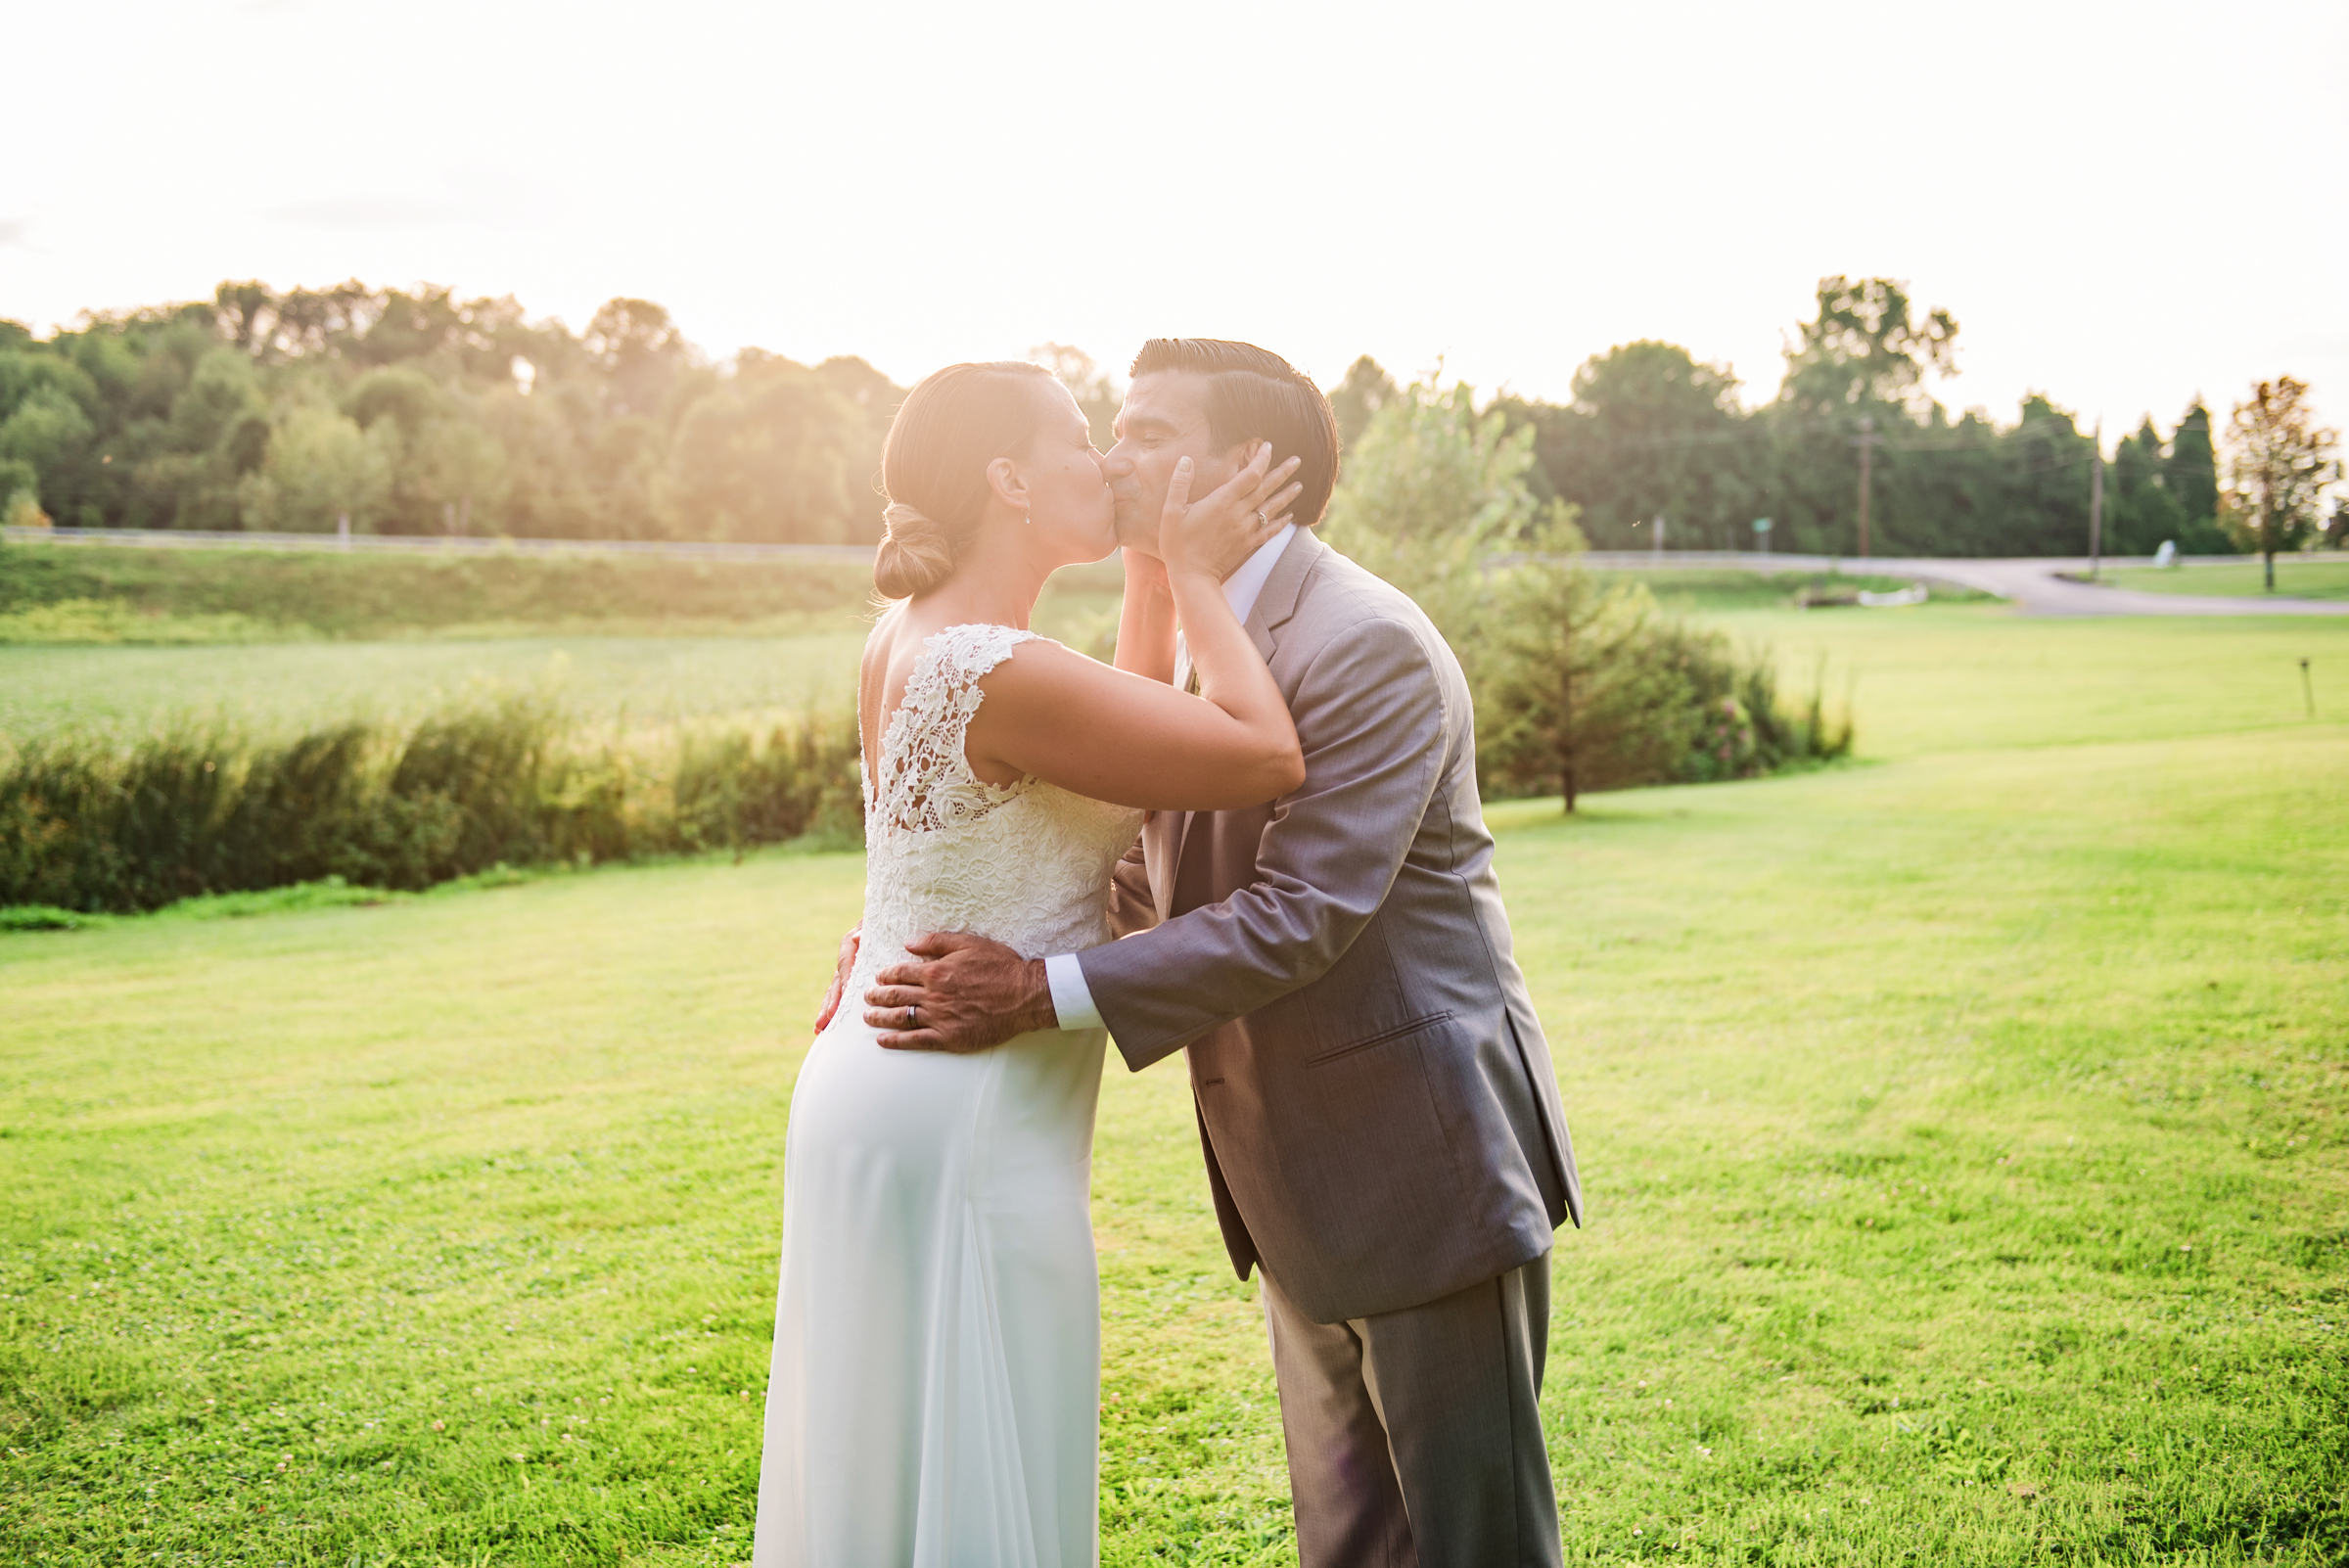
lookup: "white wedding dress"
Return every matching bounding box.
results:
[752,623,1144,1568]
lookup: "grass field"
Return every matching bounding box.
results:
[0,585,1119,747]
[0,631,870,747]
[2106,559,2349,602]
[5,611,2348,1565]
[0,543,878,640]
[12,590,2337,759]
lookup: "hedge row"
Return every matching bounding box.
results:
[1,700,861,913]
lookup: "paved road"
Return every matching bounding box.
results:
[1576,550,2349,618]
[1866,557,2349,618]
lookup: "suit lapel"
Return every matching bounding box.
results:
[1251,526,1322,649]
[1168,530,1324,893]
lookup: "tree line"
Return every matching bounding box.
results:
[1324,375,1851,810]
[1332,277,2331,560]
[1,276,2335,557]
[0,283,902,544]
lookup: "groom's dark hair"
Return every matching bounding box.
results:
[1130,340,1342,529]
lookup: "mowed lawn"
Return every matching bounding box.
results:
[2105,559,2349,603]
[4,612,2346,1566]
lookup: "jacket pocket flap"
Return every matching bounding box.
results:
[1306,1010,1456,1067]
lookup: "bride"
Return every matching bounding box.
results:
[751,359,1306,1567]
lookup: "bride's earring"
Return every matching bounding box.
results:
[1023,511,1033,528]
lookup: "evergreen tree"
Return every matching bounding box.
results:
[2105,416,2184,554]
[2166,403,2225,548]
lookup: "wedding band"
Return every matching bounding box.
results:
[905,1005,917,1029]
[1253,508,1267,526]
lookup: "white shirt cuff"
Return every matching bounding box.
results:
[1044,952,1105,1033]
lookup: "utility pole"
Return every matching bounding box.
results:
[2088,422,2104,579]
[1852,416,1883,558]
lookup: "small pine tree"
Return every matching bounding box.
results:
[1476,517,1700,811]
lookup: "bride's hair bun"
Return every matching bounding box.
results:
[873,360,1055,600]
[875,501,955,600]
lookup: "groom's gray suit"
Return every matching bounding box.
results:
[1077,526,1582,1567]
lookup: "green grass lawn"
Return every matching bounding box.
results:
[5,616,2346,1564]
[1711,606,2344,759]
[2106,559,2349,602]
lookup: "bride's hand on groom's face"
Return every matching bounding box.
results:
[1159,445,1305,581]
[863,932,1058,1053]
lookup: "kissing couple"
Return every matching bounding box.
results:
[749,340,1583,1567]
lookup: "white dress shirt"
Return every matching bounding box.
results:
[1044,524,1297,1032]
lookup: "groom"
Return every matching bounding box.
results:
[860,339,1582,1566]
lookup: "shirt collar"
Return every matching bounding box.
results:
[1222,523,1298,624]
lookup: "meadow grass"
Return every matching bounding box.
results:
[13,594,2340,762]
[0,586,1121,749]
[0,631,871,749]
[0,543,876,640]
[2105,560,2349,603]
[4,614,2346,1565]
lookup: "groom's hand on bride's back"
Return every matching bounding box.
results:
[864,932,1058,1053]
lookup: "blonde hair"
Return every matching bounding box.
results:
[874,361,1053,600]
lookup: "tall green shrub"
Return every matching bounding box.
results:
[671,715,862,855]
[1321,375,1541,636]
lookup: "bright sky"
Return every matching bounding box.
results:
[6,0,2344,447]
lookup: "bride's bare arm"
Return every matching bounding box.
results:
[971,453,1307,812]
[1113,549,1176,683]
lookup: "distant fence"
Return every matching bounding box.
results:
[2,528,2263,575]
[1571,550,2256,572]
[0,525,876,566]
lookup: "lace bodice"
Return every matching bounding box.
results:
[850,623,1144,1000]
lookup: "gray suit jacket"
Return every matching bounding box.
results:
[1079,530,1583,1324]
